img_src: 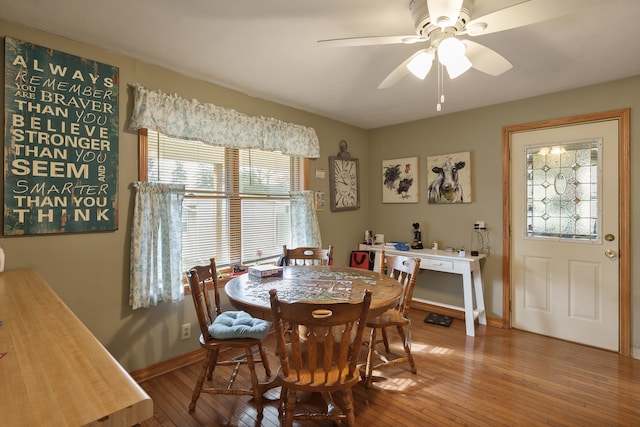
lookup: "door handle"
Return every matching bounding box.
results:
[604,249,617,259]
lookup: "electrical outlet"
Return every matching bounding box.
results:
[181,323,191,340]
[474,221,486,230]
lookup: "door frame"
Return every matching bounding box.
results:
[502,109,630,356]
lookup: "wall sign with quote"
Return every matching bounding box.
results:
[3,37,119,235]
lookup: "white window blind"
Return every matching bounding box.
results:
[144,130,301,272]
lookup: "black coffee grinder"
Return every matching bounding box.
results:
[411,222,423,249]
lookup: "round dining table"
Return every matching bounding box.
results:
[225,265,402,320]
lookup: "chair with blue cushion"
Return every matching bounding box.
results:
[187,258,272,414]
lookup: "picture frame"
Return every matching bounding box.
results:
[382,157,419,203]
[426,151,472,204]
[328,156,360,211]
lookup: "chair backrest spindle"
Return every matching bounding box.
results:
[382,253,420,318]
[187,258,221,339]
[269,288,372,387]
[283,245,333,266]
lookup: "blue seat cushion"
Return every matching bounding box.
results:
[208,311,271,340]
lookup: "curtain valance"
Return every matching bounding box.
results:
[128,84,320,158]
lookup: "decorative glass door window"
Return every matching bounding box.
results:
[525,139,602,241]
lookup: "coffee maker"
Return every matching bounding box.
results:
[411,222,423,249]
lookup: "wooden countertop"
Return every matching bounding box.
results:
[0,269,153,426]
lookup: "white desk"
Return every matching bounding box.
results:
[359,244,486,336]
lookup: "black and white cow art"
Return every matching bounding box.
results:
[428,157,465,204]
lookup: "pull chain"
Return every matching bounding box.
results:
[436,61,444,112]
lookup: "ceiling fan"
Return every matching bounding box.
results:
[318,0,582,89]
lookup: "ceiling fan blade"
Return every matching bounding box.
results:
[378,49,432,89]
[463,40,512,76]
[466,0,582,37]
[318,35,426,47]
[427,0,464,28]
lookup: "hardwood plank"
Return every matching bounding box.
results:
[139,309,640,426]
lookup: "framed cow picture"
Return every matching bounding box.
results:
[426,151,472,204]
[382,156,419,203]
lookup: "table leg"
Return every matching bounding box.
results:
[472,266,487,326]
[462,270,476,336]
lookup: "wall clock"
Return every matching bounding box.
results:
[329,155,360,212]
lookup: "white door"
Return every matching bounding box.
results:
[511,120,619,351]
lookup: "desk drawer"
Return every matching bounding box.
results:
[419,257,454,271]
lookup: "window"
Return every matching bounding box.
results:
[139,129,306,272]
[525,139,601,241]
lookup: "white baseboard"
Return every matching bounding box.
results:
[632,347,640,360]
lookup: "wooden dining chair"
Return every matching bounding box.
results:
[362,252,421,387]
[187,258,272,414]
[269,288,372,427]
[282,244,333,266]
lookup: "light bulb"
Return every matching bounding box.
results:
[437,37,465,66]
[406,51,434,79]
[445,56,472,79]
[438,37,471,79]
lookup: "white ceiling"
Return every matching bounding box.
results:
[2,0,640,129]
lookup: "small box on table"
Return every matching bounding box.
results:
[248,265,283,278]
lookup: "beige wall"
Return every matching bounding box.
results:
[1,19,638,373]
[369,77,640,355]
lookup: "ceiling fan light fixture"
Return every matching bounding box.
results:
[437,37,471,79]
[437,37,464,65]
[445,56,472,79]
[407,51,435,79]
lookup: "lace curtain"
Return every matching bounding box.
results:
[128,84,320,158]
[130,182,185,309]
[290,191,322,247]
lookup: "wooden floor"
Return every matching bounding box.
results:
[139,309,640,426]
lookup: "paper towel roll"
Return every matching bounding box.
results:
[374,234,384,244]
